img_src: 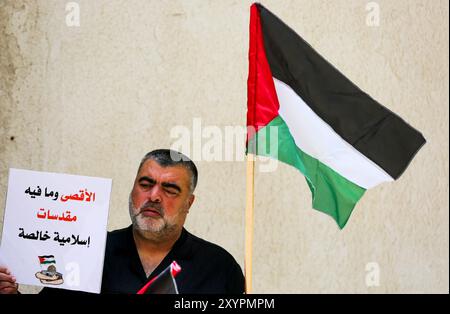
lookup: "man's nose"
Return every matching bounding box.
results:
[148,185,162,203]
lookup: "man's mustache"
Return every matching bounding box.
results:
[138,201,164,215]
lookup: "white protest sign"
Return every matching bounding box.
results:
[0,168,111,293]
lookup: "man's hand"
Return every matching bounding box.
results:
[0,267,19,294]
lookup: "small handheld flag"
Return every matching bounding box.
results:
[136,261,181,294]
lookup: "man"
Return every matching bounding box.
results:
[0,149,245,294]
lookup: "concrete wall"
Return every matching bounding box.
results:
[0,0,448,293]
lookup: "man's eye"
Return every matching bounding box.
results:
[165,189,178,195]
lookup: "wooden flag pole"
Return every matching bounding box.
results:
[245,153,255,294]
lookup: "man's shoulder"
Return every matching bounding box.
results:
[183,230,238,264]
[180,230,245,293]
[107,226,131,238]
[105,225,133,251]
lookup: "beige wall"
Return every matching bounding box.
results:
[0,0,448,293]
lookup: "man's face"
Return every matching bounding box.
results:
[129,159,195,238]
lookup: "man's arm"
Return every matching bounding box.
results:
[225,261,245,294]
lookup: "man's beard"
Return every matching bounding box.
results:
[128,196,177,239]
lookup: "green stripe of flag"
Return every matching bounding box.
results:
[248,115,366,228]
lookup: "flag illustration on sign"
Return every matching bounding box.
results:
[137,261,181,294]
[35,255,64,285]
[38,255,56,265]
[246,3,426,228]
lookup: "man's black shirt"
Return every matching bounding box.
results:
[41,225,244,294]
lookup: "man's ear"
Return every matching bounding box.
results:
[186,194,195,213]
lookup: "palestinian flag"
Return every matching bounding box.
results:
[38,255,56,265]
[246,3,426,228]
[137,261,181,294]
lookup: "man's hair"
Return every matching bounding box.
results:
[138,149,198,193]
